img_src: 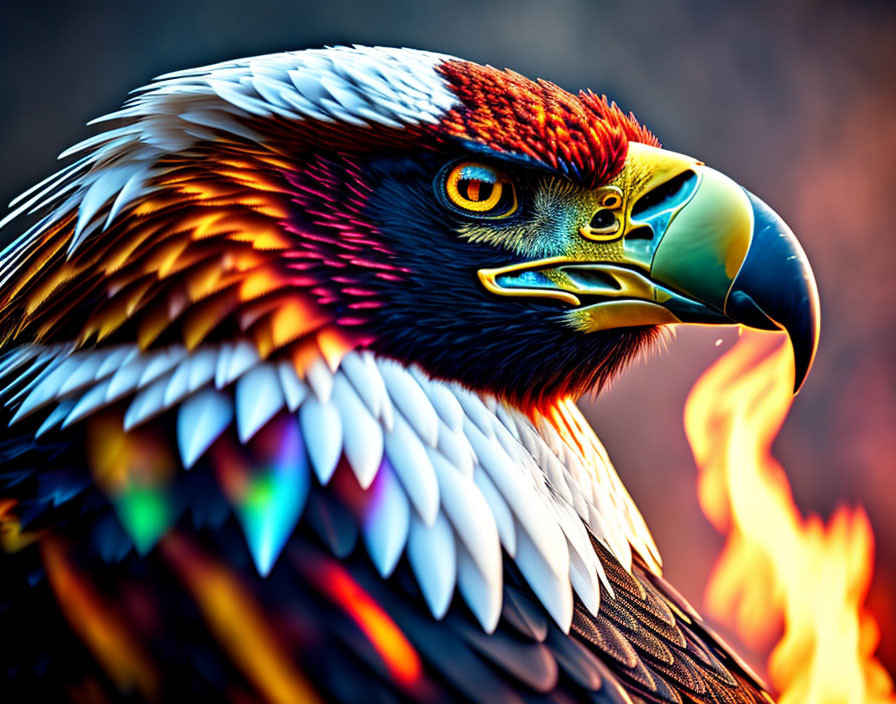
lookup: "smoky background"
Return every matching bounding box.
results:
[2,0,894,677]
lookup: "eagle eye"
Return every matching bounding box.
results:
[442,162,518,218]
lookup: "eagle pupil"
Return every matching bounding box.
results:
[461,178,493,203]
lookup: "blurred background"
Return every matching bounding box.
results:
[2,0,894,680]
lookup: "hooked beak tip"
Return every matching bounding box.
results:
[724,192,820,394]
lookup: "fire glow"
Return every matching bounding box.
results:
[684,329,895,704]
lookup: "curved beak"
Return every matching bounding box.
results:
[648,160,820,393]
[477,143,821,393]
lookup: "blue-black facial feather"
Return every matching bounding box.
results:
[355,151,660,406]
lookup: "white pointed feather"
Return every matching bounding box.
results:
[72,167,135,248]
[277,360,308,412]
[10,357,80,422]
[491,417,527,464]
[222,340,259,386]
[409,365,463,430]
[8,157,88,209]
[58,351,107,396]
[436,422,475,478]
[299,395,342,484]
[331,373,383,489]
[235,363,285,443]
[553,502,600,616]
[590,486,632,573]
[138,346,187,388]
[62,379,115,427]
[289,69,329,103]
[36,400,75,438]
[361,350,393,431]
[305,355,334,402]
[539,452,574,506]
[94,346,138,380]
[104,166,152,229]
[429,449,501,585]
[163,357,193,408]
[278,87,335,123]
[2,350,65,401]
[464,418,568,577]
[207,79,273,117]
[105,356,149,401]
[535,413,566,459]
[377,359,438,446]
[514,416,545,463]
[339,350,383,419]
[123,373,171,430]
[319,75,370,115]
[0,347,41,380]
[407,511,456,620]
[472,467,517,558]
[494,403,522,442]
[514,527,574,633]
[383,410,439,526]
[57,127,136,160]
[177,387,234,468]
[186,347,218,392]
[456,540,501,634]
[214,343,233,388]
[250,74,297,110]
[452,384,495,438]
[318,97,369,127]
[360,458,410,577]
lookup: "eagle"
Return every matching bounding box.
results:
[0,46,819,703]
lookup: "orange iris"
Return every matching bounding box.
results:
[444,161,517,216]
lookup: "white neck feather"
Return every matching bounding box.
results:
[1,341,660,633]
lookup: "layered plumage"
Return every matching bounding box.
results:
[0,46,798,703]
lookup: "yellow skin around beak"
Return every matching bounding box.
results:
[478,143,748,329]
[477,142,820,391]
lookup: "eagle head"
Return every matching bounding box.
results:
[0,46,820,407]
[0,49,823,698]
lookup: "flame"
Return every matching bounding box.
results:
[684,329,895,704]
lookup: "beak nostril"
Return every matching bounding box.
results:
[630,170,699,218]
[626,225,655,242]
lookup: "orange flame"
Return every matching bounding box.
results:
[684,329,895,704]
